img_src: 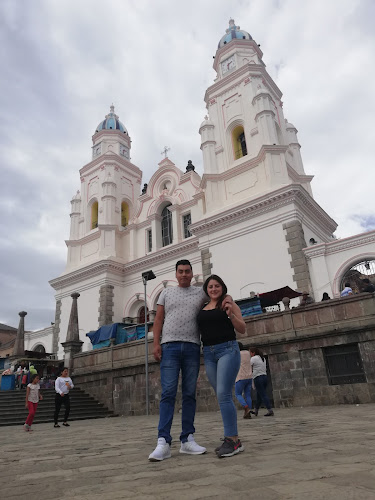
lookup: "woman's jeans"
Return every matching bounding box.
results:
[203,340,241,437]
[254,374,272,410]
[235,378,252,408]
[158,342,201,444]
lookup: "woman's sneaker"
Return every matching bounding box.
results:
[180,434,206,455]
[23,424,29,432]
[264,410,274,417]
[216,438,244,458]
[148,438,171,462]
[215,438,225,452]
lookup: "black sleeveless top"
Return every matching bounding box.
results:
[197,307,236,346]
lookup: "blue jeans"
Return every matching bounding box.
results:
[203,340,241,437]
[235,378,252,408]
[254,375,272,410]
[158,342,201,444]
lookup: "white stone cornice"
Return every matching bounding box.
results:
[303,230,375,260]
[66,230,100,247]
[190,184,337,237]
[286,164,314,183]
[49,239,200,290]
[79,155,142,178]
[205,64,282,104]
[200,144,288,188]
[254,109,276,122]
[149,213,163,221]
[180,170,202,188]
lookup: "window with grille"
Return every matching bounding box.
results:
[161,204,173,246]
[147,229,152,252]
[323,344,366,385]
[183,213,192,238]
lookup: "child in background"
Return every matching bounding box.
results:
[24,374,43,431]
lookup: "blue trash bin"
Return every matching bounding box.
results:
[0,374,16,391]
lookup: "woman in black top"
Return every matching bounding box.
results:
[197,275,246,458]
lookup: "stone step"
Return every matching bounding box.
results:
[0,387,116,426]
[0,413,117,427]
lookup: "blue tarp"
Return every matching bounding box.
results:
[87,323,147,348]
[86,324,119,345]
[238,298,263,317]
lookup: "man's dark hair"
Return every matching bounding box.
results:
[345,282,351,287]
[175,259,192,271]
[61,367,69,374]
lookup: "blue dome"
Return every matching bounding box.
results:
[95,105,128,134]
[218,19,252,48]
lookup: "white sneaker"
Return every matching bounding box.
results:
[148,438,171,462]
[180,434,207,455]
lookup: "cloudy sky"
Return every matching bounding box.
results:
[1,0,374,330]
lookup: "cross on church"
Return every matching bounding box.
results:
[161,146,170,158]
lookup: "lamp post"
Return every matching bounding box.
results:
[142,270,156,415]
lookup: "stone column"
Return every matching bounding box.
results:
[98,285,114,327]
[201,248,213,281]
[52,300,62,355]
[283,220,313,296]
[12,311,27,357]
[61,293,83,372]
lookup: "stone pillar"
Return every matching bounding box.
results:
[98,285,114,327]
[283,220,313,296]
[61,293,83,372]
[201,248,213,281]
[52,300,62,355]
[12,311,27,357]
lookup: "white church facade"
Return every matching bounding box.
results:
[26,20,375,358]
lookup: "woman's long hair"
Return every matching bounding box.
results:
[203,274,228,310]
[250,347,265,361]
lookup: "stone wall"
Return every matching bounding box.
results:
[72,293,375,414]
[72,340,218,416]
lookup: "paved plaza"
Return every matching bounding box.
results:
[1,404,375,499]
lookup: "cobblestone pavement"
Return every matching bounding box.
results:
[1,404,375,499]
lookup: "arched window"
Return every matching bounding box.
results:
[91,201,98,229]
[121,202,129,227]
[232,125,247,160]
[161,203,173,247]
[138,306,149,324]
[341,259,375,294]
[33,345,46,354]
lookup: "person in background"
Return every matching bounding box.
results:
[362,278,375,293]
[24,374,43,432]
[321,292,331,301]
[250,347,274,417]
[341,282,353,297]
[54,367,74,428]
[235,342,253,419]
[299,291,314,306]
[197,274,246,458]
[21,366,29,389]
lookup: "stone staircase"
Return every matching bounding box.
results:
[0,387,116,426]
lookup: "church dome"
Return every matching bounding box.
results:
[218,19,252,48]
[95,105,128,134]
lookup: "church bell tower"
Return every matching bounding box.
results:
[200,20,312,214]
